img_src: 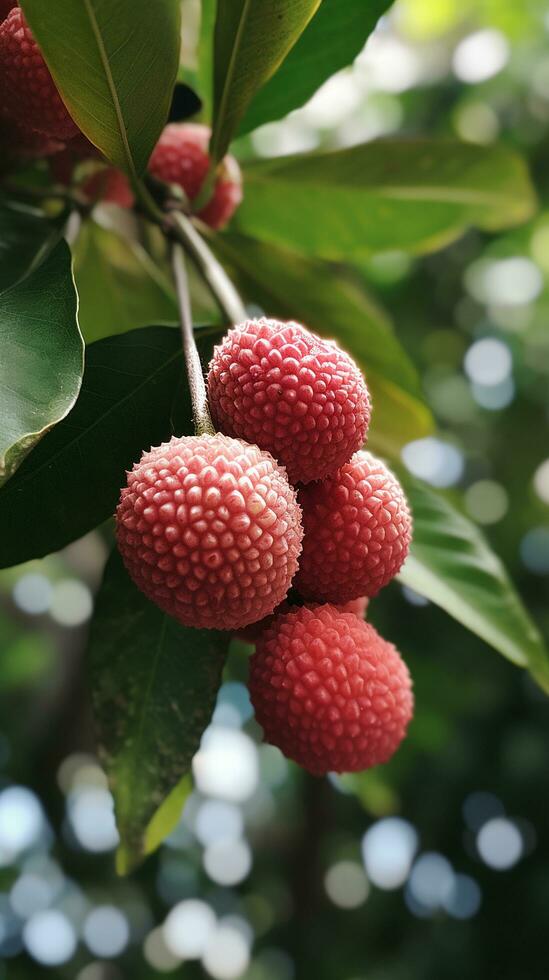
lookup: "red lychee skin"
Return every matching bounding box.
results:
[296,452,412,602]
[237,595,369,645]
[0,8,79,140]
[249,605,413,775]
[82,167,134,208]
[148,123,243,230]
[116,434,303,631]
[0,116,64,168]
[207,319,371,485]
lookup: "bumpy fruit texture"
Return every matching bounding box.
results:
[0,8,79,140]
[148,123,242,230]
[296,451,412,602]
[249,605,413,775]
[116,434,303,631]
[237,595,369,645]
[208,319,371,485]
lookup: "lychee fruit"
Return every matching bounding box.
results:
[0,116,64,168]
[249,605,413,775]
[116,433,303,631]
[148,123,242,230]
[237,595,369,645]
[0,7,79,140]
[49,136,133,207]
[296,451,412,602]
[207,318,371,485]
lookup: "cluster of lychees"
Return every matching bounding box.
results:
[0,4,242,227]
[0,3,414,776]
[117,317,414,776]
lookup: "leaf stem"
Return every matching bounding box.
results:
[170,241,215,437]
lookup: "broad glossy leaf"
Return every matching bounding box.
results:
[398,473,549,694]
[20,0,181,177]
[73,221,177,343]
[212,231,433,455]
[0,200,62,292]
[211,0,321,162]
[90,551,228,873]
[0,327,219,568]
[0,241,83,486]
[239,0,391,136]
[236,141,537,258]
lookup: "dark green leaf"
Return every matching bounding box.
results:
[73,221,178,343]
[0,327,219,568]
[212,231,433,455]
[235,141,537,258]
[20,0,181,177]
[0,241,83,486]
[196,0,217,123]
[211,0,321,162]
[0,200,62,292]
[89,551,228,873]
[239,0,392,136]
[398,472,549,695]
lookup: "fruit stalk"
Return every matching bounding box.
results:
[170,211,245,325]
[170,241,215,437]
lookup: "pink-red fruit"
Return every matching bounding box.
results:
[116,434,303,631]
[249,605,413,775]
[237,595,369,645]
[208,318,371,485]
[296,452,412,602]
[148,123,242,230]
[0,8,79,140]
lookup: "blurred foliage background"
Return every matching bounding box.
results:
[1,0,549,977]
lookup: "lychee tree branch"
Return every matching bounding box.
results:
[168,210,246,326]
[170,240,216,438]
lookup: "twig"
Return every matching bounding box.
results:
[171,241,216,437]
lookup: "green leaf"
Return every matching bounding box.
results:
[73,221,178,343]
[0,200,63,292]
[211,0,322,162]
[0,241,83,486]
[89,551,228,873]
[20,0,181,178]
[239,0,392,136]
[140,774,192,865]
[211,231,433,456]
[235,141,537,258]
[0,327,219,569]
[398,473,549,695]
[196,0,217,123]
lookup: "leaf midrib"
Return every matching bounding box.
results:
[244,172,521,209]
[212,0,253,162]
[82,0,137,182]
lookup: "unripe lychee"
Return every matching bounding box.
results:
[0,8,79,140]
[116,434,303,631]
[237,595,369,645]
[249,605,413,775]
[296,452,412,602]
[208,318,371,485]
[148,123,242,230]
